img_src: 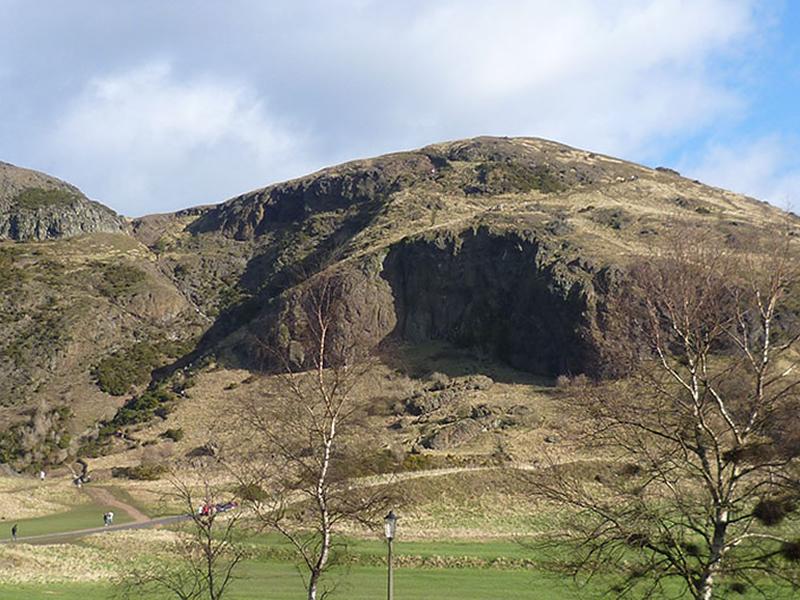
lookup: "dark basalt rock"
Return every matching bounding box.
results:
[402,375,495,416]
[421,418,484,450]
[381,227,599,376]
[0,162,125,241]
[190,152,440,240]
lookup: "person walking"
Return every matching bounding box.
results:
[107,511,114,526]
[39,470,45,482]
[11,524,17,541]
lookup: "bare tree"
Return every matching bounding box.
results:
[235,272,393,600]
[535,230,800,599]
[119,471,245,600]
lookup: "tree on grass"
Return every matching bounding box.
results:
[119,472,245,600]
[235,271,394,600]
[535,230,800,599]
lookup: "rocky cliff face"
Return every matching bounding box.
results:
[382,227,599,375]
[0,161,125,241]
[184,137,791,379]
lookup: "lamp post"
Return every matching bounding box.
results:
[384,510,397,600]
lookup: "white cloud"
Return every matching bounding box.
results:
[48,62,310,215]
[682,136,800,210]
[3,0,773,213]
[312,0,756,158]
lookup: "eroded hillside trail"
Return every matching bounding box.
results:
[83,486,149,523]
[357,463,539,488]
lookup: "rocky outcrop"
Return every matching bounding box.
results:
[190,151,440,240]
[421,419,484,450]
[403,375,494,416]
[0,161,125,241]
[382,227,600,375]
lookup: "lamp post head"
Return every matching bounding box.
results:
[384,510,398,540]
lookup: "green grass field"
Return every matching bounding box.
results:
[2,500,133,540]
[3,528,798,600]
[4,558,797,599]
[0,560,586,600]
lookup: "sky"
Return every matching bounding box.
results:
[0,0,798,216]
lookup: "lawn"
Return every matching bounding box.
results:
[1,500,132,540]
[0,510,796,599]
[1,539,797,599]
[0,560,587,600]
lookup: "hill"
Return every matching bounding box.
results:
[0,161,124,241]
[0,136,794,470]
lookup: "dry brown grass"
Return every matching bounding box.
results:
[0,529,187,584]
[0,542,115,583]
[0,477,88,520]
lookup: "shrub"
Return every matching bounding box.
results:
[96,262,146,299]
[235,483,268,503]
[112,463,167,480]
[77,437,112,459]
[401,453,434,471]
[728,582,748,594]
[160,428,184,442]
[112,387,177,427]
[93,343,161,396]
[591,208,632,230]
[753,498,794,527]
[14,188,80,210]
[468,163,564,195]
[780,541,800,562]
[93,340,195,396]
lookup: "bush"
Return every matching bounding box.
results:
[112,387,177,427]
[753,498,794,527]
[160,428,184,442]
[112,463,167,480]
[401,453,434,471]
[93,340,196,396]
[781,541,800,562]
[235,483,268,503]
[14,188,80,210]
[96,262,146,298]
[77,437,112,459]
[93,343,162,396]
[467,163,564,195]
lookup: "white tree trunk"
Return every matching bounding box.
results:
[697,508,729,600]
[308,577,318,600]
